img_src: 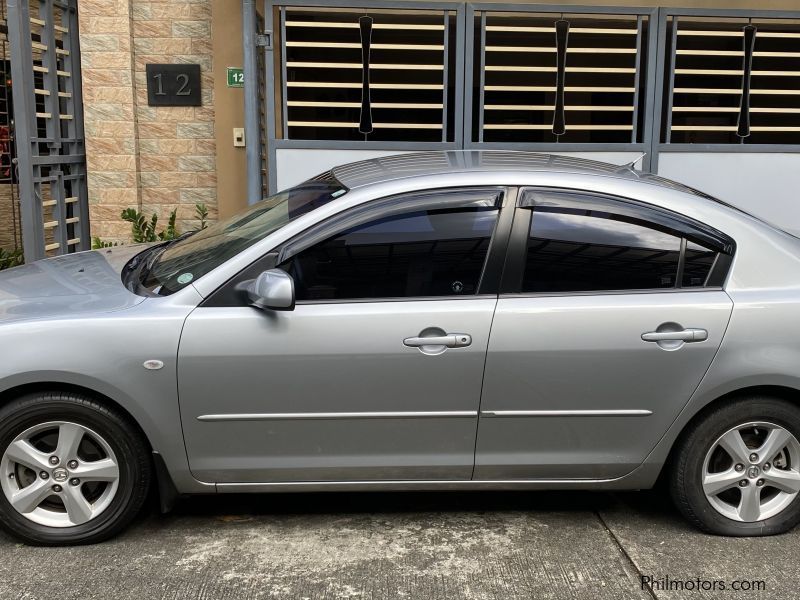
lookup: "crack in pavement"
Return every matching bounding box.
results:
[596,506,659,600]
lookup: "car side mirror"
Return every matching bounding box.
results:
[245,269,295,311]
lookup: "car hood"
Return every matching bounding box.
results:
[0,245,149,324]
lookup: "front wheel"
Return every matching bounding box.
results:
[670,397,800,536]
[0,392,151,545]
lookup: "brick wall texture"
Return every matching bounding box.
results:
[0,184,21,251]
[79,0,217,243]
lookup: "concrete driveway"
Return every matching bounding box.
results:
[0,490,792,599]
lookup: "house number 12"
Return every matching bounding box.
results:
[152,73,192,96]
[146,64,202,107]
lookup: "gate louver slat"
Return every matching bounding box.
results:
[282,7,455,142]
[665,16,800,144]
[476,11,647,144]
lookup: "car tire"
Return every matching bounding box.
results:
[670,396,800,536]
[0,391,151,545]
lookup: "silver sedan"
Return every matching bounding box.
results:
[1,151,800,545]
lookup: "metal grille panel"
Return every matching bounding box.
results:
[475,10,649,144]
[280,6,458,142]
[0,0,21,253]
[8,0,88,261]
[664,15,800,145]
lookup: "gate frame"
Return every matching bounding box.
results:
[253,1,800,194]
[464,3,660,173]
[7,0,89,261]
[652,6,800,171]
[261,0,467,194]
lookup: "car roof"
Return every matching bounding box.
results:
[329,150,800,240]
[330,150,707,199]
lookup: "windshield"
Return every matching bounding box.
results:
[134,172,347,295]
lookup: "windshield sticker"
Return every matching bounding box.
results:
[177,273,194,285]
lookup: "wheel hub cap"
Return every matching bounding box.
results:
[0,421,120,528]
[703,421,800,523]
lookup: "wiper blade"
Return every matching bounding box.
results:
[125,243,162,272]
[165,230,197,245]
[128,230,198,271]
[122,230,202,293]
[140,230,201,280]
[144,244,167,272]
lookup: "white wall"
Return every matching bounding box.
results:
[276,149,410,190]
[275,149,644,191]
[657,153,800,237]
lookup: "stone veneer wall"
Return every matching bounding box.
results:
[0,184,21,251]
[78,0,217,243]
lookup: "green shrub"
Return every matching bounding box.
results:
[91,237,119,250]
[122,207,179,243]
[92,203,210,249]
[195,203,209,230]
[0,247,24,271]
[6,203,211,262]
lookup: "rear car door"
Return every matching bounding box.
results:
[474,188,735,480]
[178,187,514,483]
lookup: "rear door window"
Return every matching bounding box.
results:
[516,189,734,294]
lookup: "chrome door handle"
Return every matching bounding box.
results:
[403,334,472,348]
[641,328,708,343]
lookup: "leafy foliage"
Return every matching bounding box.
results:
[92,202,211,249]
[91,237,119,250]
[121,207,178,243]
[6,203,211,264]
[0,247,24,271]
[195,203,209,230]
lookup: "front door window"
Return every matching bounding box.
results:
[281,206,499,301]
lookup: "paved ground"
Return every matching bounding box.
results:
[0,489,792,600]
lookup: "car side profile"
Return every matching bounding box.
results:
[2,151,800,545]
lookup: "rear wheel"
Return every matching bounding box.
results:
[0,392,151,545]
[671,397,800,536]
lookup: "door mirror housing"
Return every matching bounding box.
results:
[244,269,295,311]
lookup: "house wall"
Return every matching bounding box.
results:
[78,0,217,243]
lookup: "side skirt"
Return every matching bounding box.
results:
[214,475,652,494]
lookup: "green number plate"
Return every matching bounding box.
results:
[226,67,244,88]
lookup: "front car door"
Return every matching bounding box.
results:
[178,187,513,483]
[475,188,735,480]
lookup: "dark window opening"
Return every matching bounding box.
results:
[281,206,499,300]
[682,240,717,287]
[519,191,730,294]
[523,207,683,293]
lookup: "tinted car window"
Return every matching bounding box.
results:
[523,207,683,293]
[281,207,499,300]
[682,241,718,287]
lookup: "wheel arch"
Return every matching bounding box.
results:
[0,381,145,437]
[0,378,181,511]
[656,384,800,484]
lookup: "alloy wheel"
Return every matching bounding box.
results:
[0,421,120,527]
[702,421,800,522]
